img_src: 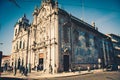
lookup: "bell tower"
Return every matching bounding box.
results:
[13,14,29,39]
[42,0,53,3]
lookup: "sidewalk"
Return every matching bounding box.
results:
[1,69,103,79]
[28,70,92,79]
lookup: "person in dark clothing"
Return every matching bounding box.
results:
[20,66,24,75]
[49,65,53,74]
[19,65,22,73]
[24,67,28,76]
[4,63,7,72]
[41,64,43,70]
[37,65,39,72]
[14,65,17,76]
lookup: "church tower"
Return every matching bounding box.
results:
[13,14,29,39]
[11,14,30,69]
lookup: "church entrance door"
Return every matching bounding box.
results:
[39,53,44,70]
[63,55,69,71]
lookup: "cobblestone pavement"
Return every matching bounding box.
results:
[1,70,120,80]
[0,70,93,79]
[47,71,120,80]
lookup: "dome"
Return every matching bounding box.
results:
[18,18,22,23]
[17,14,29,24]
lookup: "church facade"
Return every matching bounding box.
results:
[10,0,115,74]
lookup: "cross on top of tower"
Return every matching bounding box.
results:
[42,0,56,4]
[23,13,26,18]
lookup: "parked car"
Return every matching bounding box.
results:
[106,64,118,71]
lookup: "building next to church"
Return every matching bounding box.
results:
[10,0,115,74]
[107,34,120,68]
[1,55,11,69]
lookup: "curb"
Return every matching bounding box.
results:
[1,70,103,79]
[29,72,93,79]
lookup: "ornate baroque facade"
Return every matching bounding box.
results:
[10,0,115,74]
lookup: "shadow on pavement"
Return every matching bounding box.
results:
[106,77,116,80]
[0,77,27,80]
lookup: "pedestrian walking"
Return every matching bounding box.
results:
[78,66,81,73]
[49,65,53,74]
[37,64,39,72]
[4,63,7,72]
[87,66,90,72]
[14,65,17,76]
[24,67,28,76]
[22,66,25,75]
[19,65,22,73]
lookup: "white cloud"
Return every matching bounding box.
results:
[96,13,116,24]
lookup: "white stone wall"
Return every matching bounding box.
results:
[30,1,59,73]
[11,21,29,68]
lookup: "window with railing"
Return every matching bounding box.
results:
[23,41,25,49]
[20,41,22,49]
[16,41,18,51]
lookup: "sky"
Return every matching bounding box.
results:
[0,0,120,55]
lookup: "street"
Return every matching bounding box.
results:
[43,71,120,80]
[0,71,120,80]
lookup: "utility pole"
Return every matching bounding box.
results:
[0,24,3,72]
[0,23,3,49]
[82,0,84,21]
[25,27,30,75]
[0,51,2,74]
[28,27,31,73]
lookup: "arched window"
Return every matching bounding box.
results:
[15,29,17,36]
[14,46,15,50]
[19,41,22,49]
[16,41,18,50]
[23,41,25,49]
